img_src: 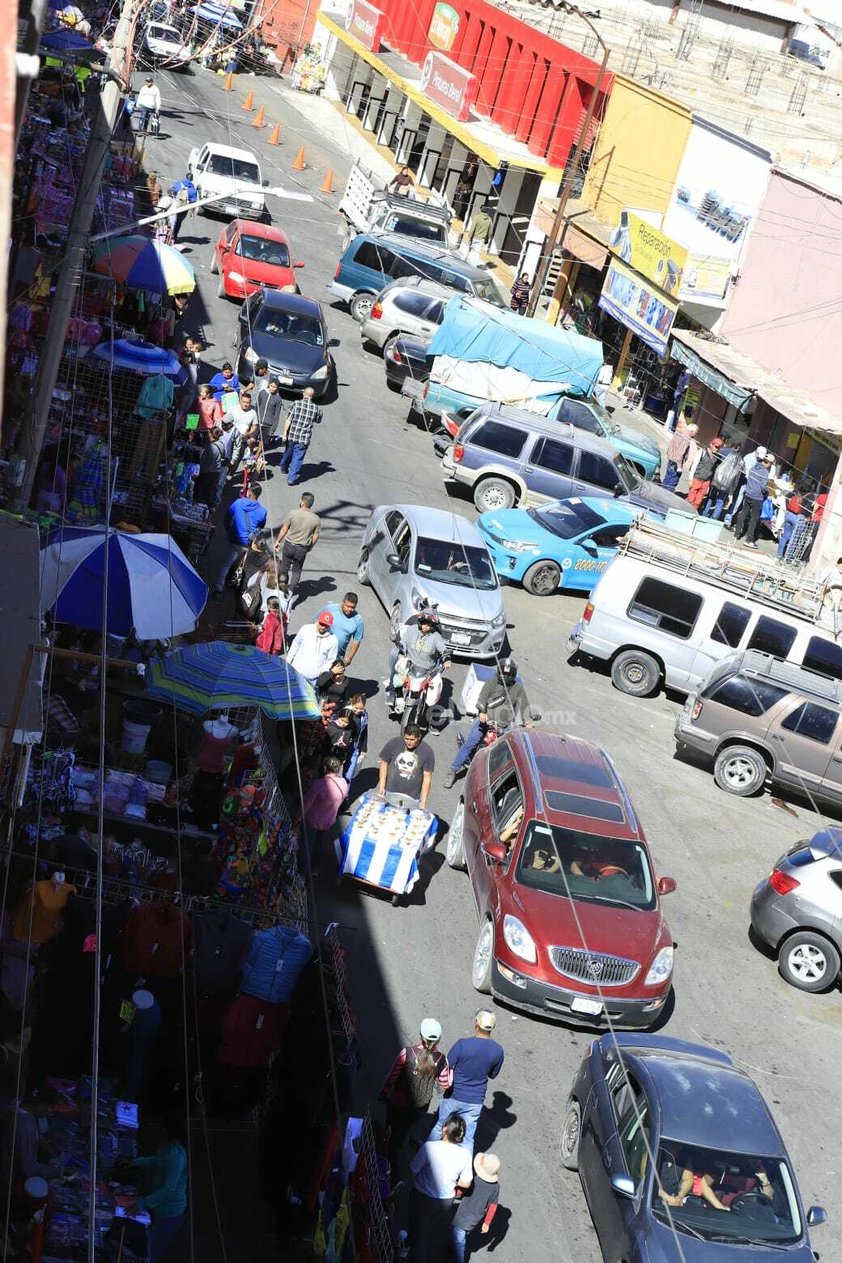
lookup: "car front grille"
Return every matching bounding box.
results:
[549,946,640,987]
[439,614,491,629]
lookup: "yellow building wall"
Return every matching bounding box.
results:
[583,76,692,230]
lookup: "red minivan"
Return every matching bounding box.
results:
[445,729,677,1026]
[211,219,304,300]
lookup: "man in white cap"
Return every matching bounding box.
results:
[380,1019,450,1172]
[451,1152,501,1261]
[431,1009,504,1153]
[135,77,162,133]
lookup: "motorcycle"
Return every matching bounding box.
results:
[390,655,444,734]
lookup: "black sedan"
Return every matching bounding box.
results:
[236,289,334,399]
[384,334,430,392]
[561,1033,826,1261]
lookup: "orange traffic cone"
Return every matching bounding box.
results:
[320,167,335,193]
[241,89,254,111]
[267,122,281,145]
[223,71,233,91]
[252,105,266,127]
[292,146,306,170]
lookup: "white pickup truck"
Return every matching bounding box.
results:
[338,162,452,246]
[187,142,267,221]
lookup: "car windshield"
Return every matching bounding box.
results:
[207,155,260,184]
[253,310,323,345]
[239,236,291,267]
[149,24,179,40]
[515,821,655,911]
[414,537,498,590]
[652,1144,801,1245]
[389,216,445,243]
[528,500,605,540]
[615,451,640,493]
[472,277,506,307]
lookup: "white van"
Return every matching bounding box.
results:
[569,519,842,697]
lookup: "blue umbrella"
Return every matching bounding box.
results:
[146,642,320,720]
[41,28,93,50]
[40,528,208,639]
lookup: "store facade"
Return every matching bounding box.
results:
[310,0,612,270]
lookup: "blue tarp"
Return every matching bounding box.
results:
[192,3,242,29]
[427,298,603,397]
[40,27,93,49]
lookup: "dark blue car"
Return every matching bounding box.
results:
[562,1034,826,1261]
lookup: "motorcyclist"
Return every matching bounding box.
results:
[443,658,532,787]
[386,610,450,709]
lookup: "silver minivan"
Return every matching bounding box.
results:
[570,519,842,697]
[359,278,453,353]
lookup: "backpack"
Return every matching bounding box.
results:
[174,184,190,206]
[402,1045,436,1110]
[712,450,743,492]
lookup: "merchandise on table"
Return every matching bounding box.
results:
[338,792,437,894]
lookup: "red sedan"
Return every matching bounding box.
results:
[211,219,304,300]
[445,729,677,1027]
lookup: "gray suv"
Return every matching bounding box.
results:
[675,650,842,804]
[440,404,691,517]
[750,829,842,992]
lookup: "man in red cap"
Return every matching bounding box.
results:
[286,610,339,684]
[687,436,724,510]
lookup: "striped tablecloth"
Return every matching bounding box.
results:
[338,792,437,894]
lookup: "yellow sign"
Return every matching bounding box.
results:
[609,210,688,297]
[681,254,732,303]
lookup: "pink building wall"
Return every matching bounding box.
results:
[720,169,842,418]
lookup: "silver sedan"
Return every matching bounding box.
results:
[356,503,507,659]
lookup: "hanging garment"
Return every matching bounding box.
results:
[218,993,288,1068]
[239,925,313,1005]
[192,908,252,992]
[122,901,192,978]
[135,372,175,419]
[67,439,108,523]
[13,880,75,944]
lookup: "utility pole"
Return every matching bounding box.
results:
[13,0,139,510]
[526,3,610,320]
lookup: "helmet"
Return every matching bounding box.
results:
[417,609,439,629]
[497,657,517,683]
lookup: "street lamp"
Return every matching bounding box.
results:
[89,183,314,243]
[526,2,610,318]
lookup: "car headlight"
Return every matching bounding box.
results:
[644,945,674,987]
[280,284,298,293]
[228,271,245,283]
[410,588,427,609]
[311,364,329,381]
[491,611,506,628]
[242,346,258,364]
[501,539,541,553]
[503,915,537,964]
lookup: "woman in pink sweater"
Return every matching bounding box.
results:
[302,756,348,874]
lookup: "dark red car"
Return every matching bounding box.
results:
[445,729,677,1026]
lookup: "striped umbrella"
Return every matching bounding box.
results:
[145,642,320,720]
[90,236,196,296]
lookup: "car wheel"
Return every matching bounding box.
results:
[389,603,402,642]
[210,255,218,275]
[560,1098,581,1171]
[350,291,375,322]
[713,745,768,797]
[471,920,493,993]
[446,801,466,870]
[356,551,371,586]
[473,478,516,514]
[523,560,561,596]
[778,932,841,992]
[216,276,226,299]
[611,649,661,697]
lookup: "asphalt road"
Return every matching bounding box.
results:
[144,65,842,1263]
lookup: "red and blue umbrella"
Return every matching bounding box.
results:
[145,642,320,719]
[90,236,196,296]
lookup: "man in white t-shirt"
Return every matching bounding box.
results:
[286,611,339,685]
[226,390,258,473]
[409,1112,472,1263]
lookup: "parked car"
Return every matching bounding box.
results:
[570,516,842,698]
[675,650,842,802]
[384,335,430,393]
[236,290,333,399]
[356,504,506,660]
[187,142,266,220]
[141,21,192,67]
[360,277,452,354]
[562,1032,826,1261]
[445,728,677,1025]
[440,406,692,518]
[477,497,642,596]
[750,828,842,992]
[555,396,661,480]
[211,219,303,301]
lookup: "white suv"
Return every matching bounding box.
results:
[360,277,453,355]
[187,143,266,221]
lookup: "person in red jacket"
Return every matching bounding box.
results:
[255,596,285,656]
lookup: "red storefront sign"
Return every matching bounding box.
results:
[345,0,385,51]
[419,50,477,122]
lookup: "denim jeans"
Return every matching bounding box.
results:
[778,510,804,559]
[703,493,727,520]
[149,1214,185,1263]
[215,542,244,592]
[662,460,680,491]
[451,719,486,772]
[280,440,308,484]
[451,1225,468,1262]
[431,1098,483,1151]
[409,1191,454,1263]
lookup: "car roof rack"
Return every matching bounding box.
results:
[735,649,842,703]
[619,518,841,632]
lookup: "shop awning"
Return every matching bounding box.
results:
[0,518,43,746]
[671,328,842,436]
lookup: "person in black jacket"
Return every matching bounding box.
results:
[444,659,532,787]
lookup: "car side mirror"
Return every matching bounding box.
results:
[657,876,677,896]
[807,1206,827,1228]
[262,179,269,187]
[386,552,406,572]
[482,841,507,864]
[581,538,598,555]
[295,260,305,268]
[529,706,542,722]
[328,338,340,348]
[613,483,625,498]
[611,1174,637,1200]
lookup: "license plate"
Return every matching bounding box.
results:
[278,375,294,386]
[450,632,471,646]
[571,996,603,1016]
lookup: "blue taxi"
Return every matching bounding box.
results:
[477,496,643,596]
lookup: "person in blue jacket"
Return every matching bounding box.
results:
[213,483,267,596]
[122,1112,188,1263]
[208,362,240,403]
[169,171,197,243]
